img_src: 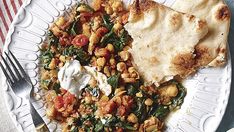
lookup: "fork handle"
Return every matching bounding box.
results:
[29,101,50,132]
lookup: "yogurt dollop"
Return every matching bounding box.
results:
[58,60,111,96]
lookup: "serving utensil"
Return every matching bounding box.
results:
[0,51,49,132]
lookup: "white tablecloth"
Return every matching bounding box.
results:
[0,72,17,132]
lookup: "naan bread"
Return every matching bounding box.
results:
[171,0,231,67]
[125,0,209,84]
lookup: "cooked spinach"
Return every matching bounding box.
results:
[113,30,129,51]
[103,116,136,130]
[52,82,61,94]
[152,105,170,120]
[107,73,120,89]
[41,79,51,89]
[100,29,129,51]
[126,81,140,96]
[70,20,79,35]
[62,46,90,64]
[170,82,187,109]
[102,14,114,30]
[134,98,147,123]
[47,30,59,47]
[41,50,54,70]
[94,121,104,132]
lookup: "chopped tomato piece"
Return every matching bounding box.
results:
[71,34,89,46]
[96,27,108,37]
[63,92,75,105]
[103,100,117,114]
[54,96,64,109]
[59,35,72,46]
[117,105,127,116]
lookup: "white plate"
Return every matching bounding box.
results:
[1,0,232,132]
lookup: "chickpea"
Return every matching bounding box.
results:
[41,71,50,80]
[92,16,102,30]
[128,67,139,79]
[51,26,62,36]
[105,5,113,14]
[123,46,131,51]
[55,17,65,27]
[59,62,64,68]
[85,96,92,104]
[82,23,91,37]
[160,84,178,97]
[109,58,116,68]
[49,70,57,78]
[95,48,109,57]
[89,77,97,87]
[145,98,153,106]
[117,62,126,72]
[77,5,90,12]
[123,77,136,83]
[127,113,138,123]
[113,22,123,33]
[97,66,102,71]
[136,92,143,97]
[165,84,178,97]
[111,1,123,12]
[59,55,66,62]
[90,32,99,44]
[111,69,116,76]
[121,73,130,78]
[96,57,106,67]
[49,58,56,69]
[46,106,56,118]
[92,0,102,11]
[106,43,115,53]
[104,66,111,77]
[100,95,109,101]
[114,87,125,95]
[119,51,130,61]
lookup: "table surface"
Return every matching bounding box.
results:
[0,1,234,132]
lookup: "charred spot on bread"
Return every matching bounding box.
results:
[171,53,196,77]
[215,5,230,21]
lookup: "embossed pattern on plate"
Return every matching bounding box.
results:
[1,0,232,132]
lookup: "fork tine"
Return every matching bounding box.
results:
[9,51,28,78]
[1,54,17,81]
[0,61,13,86]
[4,52,22,79]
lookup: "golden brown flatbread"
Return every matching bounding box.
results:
[171,0,231,67]
[125,0,209,85]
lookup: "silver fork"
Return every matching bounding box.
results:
[0,51,49,132]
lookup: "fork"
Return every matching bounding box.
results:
[0,51,49,132]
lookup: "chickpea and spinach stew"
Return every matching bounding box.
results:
[40,0,186,131]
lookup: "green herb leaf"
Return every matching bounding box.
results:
[170,82,187,109]
[62,46,90,64]
[94,121,104,132]
[107,73,120,89]
[102,14,114,30]
[100,29,129,51]
[41,79,51,89]
[152,105,170,119]
[47,30,59,47]
[134,98,147,122]
[126,81,140,96]
[53,82,61,94]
